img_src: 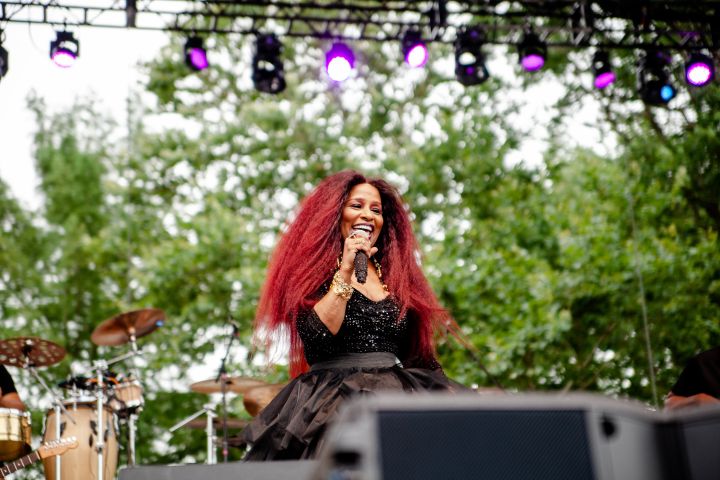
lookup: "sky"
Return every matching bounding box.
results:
[0,23,168,210]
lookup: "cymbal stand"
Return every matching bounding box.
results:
[24,358,76,480]
[126,331,142,466]
[128,412,138,466]
[169,403,217,464]
[93,358,108,480]
[94,347,141,480]
[215,321,238,463]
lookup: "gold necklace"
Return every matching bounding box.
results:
[336,255,388,292]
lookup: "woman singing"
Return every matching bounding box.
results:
[242,170,462,460]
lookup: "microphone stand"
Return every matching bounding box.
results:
[214,321,238,463]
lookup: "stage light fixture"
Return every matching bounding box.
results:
[518,32,546,72]
[252,33,286,94]
[325,42,354,82]
[184,36,209,71]
[402,30,428,68]
[49,31,79,68]
[637,50,676,105]
[685,52,715,87]
[592,50,615,89]
[454,27,489,86]
[0,45,7,81]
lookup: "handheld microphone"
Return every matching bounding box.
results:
[352,229,369,284]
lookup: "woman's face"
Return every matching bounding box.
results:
[340,183,384,246]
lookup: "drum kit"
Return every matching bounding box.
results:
[0,308,164,480]
[0,308,285,478]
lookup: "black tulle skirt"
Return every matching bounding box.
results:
[241,352,461,460]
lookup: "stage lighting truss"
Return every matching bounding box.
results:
[252,33,286,94]
[184,36,209,71]
[454,27,489,86]
[638,50,676,106]
[0,1,716,53]
[49,30,79,68]
[685,52,715,87]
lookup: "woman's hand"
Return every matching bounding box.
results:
[665,392,720,410]
[339,230,378,278]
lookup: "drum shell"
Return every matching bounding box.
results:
[42,402,118,480]
[110,380,144,413]
[0,407,31,461]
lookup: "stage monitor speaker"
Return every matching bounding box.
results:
[118,459,317,480]
[663,405,720,480]
[311,392,673,480]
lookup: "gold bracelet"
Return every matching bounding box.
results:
[331,270,353,300]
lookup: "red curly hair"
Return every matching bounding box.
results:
[254,171,457,377]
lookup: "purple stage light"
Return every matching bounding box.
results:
[52,50,77,68]
[685,53,714,87]
[49,31,79,68]
[592,50,615,90]
[594,71,616,89]
[406,43,429,68]
[188,48,209,70]
[326,42,354,82]
[184,37,209,71]
[521,53,545,72]
[518,32,546,73]
[402,30,428,68]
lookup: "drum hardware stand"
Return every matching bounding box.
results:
[215,318,239,463]
[93,358,108,480]
[93,347,142,480]
[21,343,76,480]
[125,330,143,467]
[169,403,217,464]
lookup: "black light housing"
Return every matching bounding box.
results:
[637,50,676,105]
[401,29,429,68]
[454,27,489,86]
[592,50,616,89]
[184,36,209,71]
[0,44,8,81]
[252,33,286,94]
[518,31,546,72]
[49,31,79,68]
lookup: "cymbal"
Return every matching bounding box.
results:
[0,337,66,368]
[186,417,249,430]
[190,376,268,395]
[243,383,285,417]
[91,308,165,346]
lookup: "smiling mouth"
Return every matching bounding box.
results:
[352,224,374,235]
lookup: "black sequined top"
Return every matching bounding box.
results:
[297,283,442,370]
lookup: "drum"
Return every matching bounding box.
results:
[0,408,31,461]
[109,380,143,414]
[42,402,118,480]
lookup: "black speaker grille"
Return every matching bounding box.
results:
[378,409,595,480]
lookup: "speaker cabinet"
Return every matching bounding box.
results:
[312,393,673,480]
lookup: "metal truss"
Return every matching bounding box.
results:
[0,1,718,51]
